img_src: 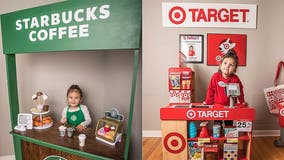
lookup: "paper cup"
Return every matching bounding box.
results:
[78,134,86,147]
[67,127,75,138]
[59,126,66,137]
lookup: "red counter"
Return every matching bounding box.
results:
[160,103,255,160]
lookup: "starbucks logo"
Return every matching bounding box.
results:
[44,155,67,160]
[71,115,77,121]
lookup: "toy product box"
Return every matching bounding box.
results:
[188,142,203,160]
[223,143,238,160]
[224,127,238,138]
[169,90,180,103]
[168,67,193,90]
[168,67,194,103]
[169,90,192,103]
[203,143,218,160]
[180,90,191,103]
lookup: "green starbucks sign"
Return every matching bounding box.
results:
[0,0,141,54]
[1,1,141,159]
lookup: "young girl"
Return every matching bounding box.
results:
[204,49,247,106]
[61,84,91,132]
[188,45,196,56]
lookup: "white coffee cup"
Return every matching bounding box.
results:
[58,126,66,137]
[78,134,86,147]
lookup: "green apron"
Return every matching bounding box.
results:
[66,105,85,126]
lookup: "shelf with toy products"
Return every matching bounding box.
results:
[187,120,252,160]
[160,103,255,160]
[168,67,195,104]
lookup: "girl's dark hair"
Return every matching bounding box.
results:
[221,49,239,69]
[67,84,83,98]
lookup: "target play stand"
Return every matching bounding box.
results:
[160,103,255,160]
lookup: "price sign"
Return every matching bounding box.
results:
[227,138,238,143]
[236,121,252,132]
[198,138,210,143]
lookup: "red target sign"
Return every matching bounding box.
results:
[163,132,186,154]
[168,6,186,25]
[207,33,247,66]
[280,108,284,117]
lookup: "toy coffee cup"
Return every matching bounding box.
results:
[67,127,75,138]
[58,125,66,137]
[78,134,86,147]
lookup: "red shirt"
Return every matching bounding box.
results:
[189,50,195,56]
[205,72,245,105]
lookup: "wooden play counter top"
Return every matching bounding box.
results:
[11,123,126,160]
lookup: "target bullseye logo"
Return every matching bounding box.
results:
[186,109,196,119]
[216,55,222,61]
[280,108,284,117]
[168,6,186,24]
[163,132,186,154]
[223,43,230,49]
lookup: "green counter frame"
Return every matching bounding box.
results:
[1,0,141,159]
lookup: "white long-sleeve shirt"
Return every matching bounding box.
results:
[60,104,92,127]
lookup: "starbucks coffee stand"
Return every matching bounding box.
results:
[0,0,141,159]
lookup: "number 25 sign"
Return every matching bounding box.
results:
[236,121,252,132]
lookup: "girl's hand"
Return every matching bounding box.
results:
[61,118,67,124]
[76,125,86,132]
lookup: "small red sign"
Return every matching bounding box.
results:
[207,34,247,66]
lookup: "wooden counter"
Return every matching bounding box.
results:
[12,123,126,160]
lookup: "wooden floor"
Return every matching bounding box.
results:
[143,137,284,160]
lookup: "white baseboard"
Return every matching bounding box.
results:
[143,130,281,137]
[0,155,15,160]
[143,130,161,137]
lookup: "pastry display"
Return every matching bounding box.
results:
[31,91,53,129]
[33,115,53,127]
[95,108,124,145]
[32,92,48,111]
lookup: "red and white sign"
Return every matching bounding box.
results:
[236,121,252,132]
[162,3,257,28]
[169,90,180,103]
[207,34,247,66]
[163,132,186,154]
[180,90,191,103]
[160,104,255,120]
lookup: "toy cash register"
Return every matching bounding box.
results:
[14,113,33,131]
[225,83,240,108]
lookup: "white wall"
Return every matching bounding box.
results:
[0,1,142,160]
[143,0,284,132]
